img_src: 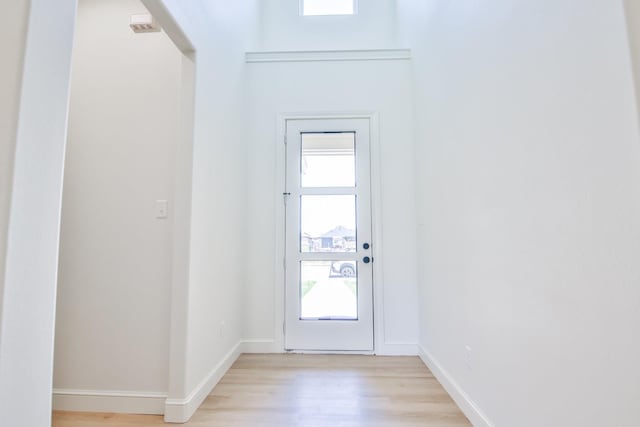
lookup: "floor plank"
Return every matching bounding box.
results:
[52,354,471,427]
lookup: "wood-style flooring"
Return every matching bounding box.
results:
[52,354,471,427]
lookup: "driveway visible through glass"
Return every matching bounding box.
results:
[300,261,357,320]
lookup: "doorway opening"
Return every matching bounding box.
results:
[52,0,196,420]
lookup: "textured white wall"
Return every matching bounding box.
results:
[398,1,640,426]
[0,0,76,425]
[54,0,181,397]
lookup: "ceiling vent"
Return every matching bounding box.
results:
[130,14,161,33]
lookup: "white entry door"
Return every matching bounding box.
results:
[284,118,373,351]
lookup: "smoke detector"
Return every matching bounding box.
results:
[130,13,161,33]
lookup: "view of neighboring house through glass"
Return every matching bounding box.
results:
[300,132,356,253]
[298,131,359,320]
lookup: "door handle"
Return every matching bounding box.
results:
[363,256,371,264]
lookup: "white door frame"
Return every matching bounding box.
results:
[273,112,385,354]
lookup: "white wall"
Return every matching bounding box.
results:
[53,0,181,408]
[243,0,418,355]
[0,0,29,336]
[0,0,77,425]
[244,58,419,353]
[148,0,260,421]
[53,0,260,419]
[398,1,640,426]
[258,0,397,51]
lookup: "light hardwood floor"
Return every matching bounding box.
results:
[52,354,471,427]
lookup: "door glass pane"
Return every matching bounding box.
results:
[300,261,357,320]
[301,133,355,188]
[300,195,356,253]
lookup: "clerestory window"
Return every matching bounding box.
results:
[301,0,356,16]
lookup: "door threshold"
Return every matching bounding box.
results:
[284,349,375,355]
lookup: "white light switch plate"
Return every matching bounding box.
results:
[156,200,168,219]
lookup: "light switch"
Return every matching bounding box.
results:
[156,200,168,219]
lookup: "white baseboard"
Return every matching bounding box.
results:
[418,345,495,427]
[52,389,166,415]
[240,339,280,353]
[164,341,243,423]
[52,340,257,421]
[376,342,419,356]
